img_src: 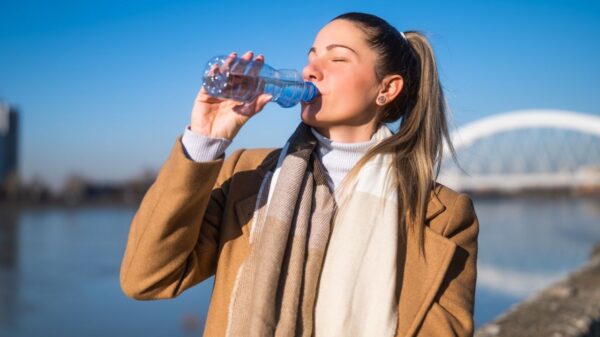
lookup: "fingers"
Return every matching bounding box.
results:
[255,93,273,111]
[221,52,237,74]
[230,51,253,74]
[227,50,264,101]
[229,50,264,76]
[231,92,272,117]
[207,63,219,77]
[203,50,267,107]
[247,53,264,78]
[203,53,236,99]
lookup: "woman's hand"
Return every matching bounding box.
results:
[190,50,273,141]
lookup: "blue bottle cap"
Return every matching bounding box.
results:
[302,81,320,102]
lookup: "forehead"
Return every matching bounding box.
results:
[313,19,369,50]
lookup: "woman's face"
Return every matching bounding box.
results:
[301,19,381,128]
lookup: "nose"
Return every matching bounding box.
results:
[302,61,323,82]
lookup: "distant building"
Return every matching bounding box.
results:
[0,102,18,183]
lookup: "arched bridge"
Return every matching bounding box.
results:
[438,110,600,192]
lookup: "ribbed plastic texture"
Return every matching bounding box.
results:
[202,55,319,108]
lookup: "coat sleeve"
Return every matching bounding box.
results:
[417,193,480,337]
[119,135,244,300]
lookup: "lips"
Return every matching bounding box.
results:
[308,82,323,97]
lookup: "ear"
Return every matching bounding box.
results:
[376,74,404,105]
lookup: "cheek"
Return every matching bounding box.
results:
[329,72,375,112]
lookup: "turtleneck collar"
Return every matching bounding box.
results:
[309,124,389,191]
[310,127,378,156]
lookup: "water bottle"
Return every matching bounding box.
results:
[201,54,319,108]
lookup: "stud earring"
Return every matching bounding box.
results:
[377,96,387,104]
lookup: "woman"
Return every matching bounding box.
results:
[120,12,479,337]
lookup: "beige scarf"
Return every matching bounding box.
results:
[225,122,397,337]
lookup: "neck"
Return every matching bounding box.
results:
[313,122,379,143]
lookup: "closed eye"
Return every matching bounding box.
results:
[332,59,347,62]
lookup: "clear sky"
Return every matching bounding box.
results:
[1,0,599,189]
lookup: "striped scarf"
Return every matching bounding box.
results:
[225,122,397,337]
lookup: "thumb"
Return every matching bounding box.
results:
[255,94,273,112]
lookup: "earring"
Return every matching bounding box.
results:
[377,96,387,104]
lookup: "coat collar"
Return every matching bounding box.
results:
[255,148,281,179]
[252,148,454,337]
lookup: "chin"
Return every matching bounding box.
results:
[300,107,327,128]
[300,111,336,128]
[302,96,328,121]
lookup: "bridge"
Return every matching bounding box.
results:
[437,109,600,193]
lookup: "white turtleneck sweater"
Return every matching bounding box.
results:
[180,125,398,336]
[308,127,379,192]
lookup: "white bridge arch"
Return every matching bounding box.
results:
[439,109,600,192]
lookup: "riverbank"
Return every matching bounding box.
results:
[475,243,600,337]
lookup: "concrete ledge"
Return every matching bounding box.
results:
[475,244,600,337]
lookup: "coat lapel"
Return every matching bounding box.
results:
[233,149,456,337]
[396,189,456,337]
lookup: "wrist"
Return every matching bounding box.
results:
[189,124,211,137]
[189,124,236,141]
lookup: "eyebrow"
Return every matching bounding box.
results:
[307,44,358,56]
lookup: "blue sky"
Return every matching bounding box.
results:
[1,0,599,189]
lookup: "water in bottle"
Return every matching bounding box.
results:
[202,54,319,108]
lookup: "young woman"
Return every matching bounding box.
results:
[120,12,479,337]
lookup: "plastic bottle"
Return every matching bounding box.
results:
[201,54,319,108]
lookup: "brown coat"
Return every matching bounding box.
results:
[120,136,479,337]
